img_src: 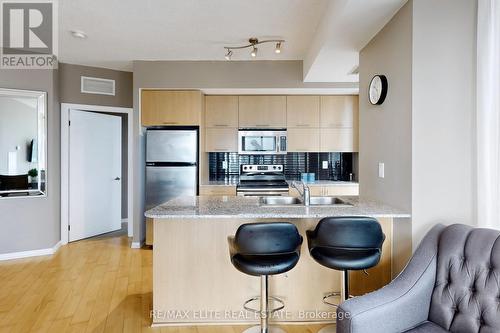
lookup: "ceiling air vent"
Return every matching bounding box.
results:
[81,76,115,96]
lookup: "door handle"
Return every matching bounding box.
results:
[114,177,121,181]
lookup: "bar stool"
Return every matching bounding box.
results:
[228,222,303,333]
[306,216,385,333]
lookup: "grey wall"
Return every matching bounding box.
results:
[359,0,477,251]
[359,1,413,275]
[0,69,60,254]
[59,63,133,219]
[59,63,132,108]
[411,0,476,246]
[132,60,357,244]
[359,1,413,212]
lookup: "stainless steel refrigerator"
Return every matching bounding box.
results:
[145,127,198,210]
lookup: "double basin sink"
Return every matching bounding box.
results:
[260,196,352,207]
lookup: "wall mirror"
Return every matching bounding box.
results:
[0,88,47,198]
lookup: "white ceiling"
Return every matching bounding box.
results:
[59,0,407,82]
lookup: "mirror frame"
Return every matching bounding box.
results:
[0,88,47,198]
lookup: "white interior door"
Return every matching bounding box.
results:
[69,109,122,242]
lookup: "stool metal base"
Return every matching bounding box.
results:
[317,324,336,333]
[242,326,287,333]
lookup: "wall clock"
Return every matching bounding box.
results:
[369,75,388,105]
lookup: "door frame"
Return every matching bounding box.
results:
[61,103,134,245]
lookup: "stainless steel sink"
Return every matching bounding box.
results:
[309,196,350,205]
[259,196,352,207]
[260,196,302,206]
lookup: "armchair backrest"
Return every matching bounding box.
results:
[429,224,500,332]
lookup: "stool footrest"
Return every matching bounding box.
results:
[243,296,285,314]
[323,292,341,307]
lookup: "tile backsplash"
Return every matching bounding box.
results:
[209,152,355,181]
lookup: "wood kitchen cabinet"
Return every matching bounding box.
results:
[199,185,236,196]
[205,128,238,152]
[287,128,320,152]
[320,128,358,152]
[290,183,359,197]
[205,96,238,127]
[238,96,286,128]
[320,95,358,128]
[286,96,320,128]
[141,90,202,126]
[310,184,359,196]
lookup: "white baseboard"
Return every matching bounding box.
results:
[131,241,142,249]
[0,240,63,261]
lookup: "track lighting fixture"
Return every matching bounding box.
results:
[224,37,285,60]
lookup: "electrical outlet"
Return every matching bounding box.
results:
[322,161,329,169]
[378,163,385,178]
[222,161,228,170]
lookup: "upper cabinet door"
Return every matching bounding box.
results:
[320,128,359,152]
[205,96,238,127]
[286,96,320,128]
[287,128,320,152]
[141,90,202,126]
[320,96,358,128]
[238,96,286,128]
[205,128,238,152]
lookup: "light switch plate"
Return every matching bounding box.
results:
[378,163,385,178]
[322,161,329,169]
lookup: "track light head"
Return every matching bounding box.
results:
[251,46,258,58]
[225,49,233,60]
[275,42,281,54]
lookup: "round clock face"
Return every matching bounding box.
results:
[369,75,388,105]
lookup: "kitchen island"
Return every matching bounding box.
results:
[146,196,410,326]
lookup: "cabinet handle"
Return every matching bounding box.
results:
[296,124,310,127]
[214,148,230,152]
[255,124,269,127]
[163,121,178,125]
[214,124,228,127]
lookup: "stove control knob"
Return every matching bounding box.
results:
[273,166,276,169]
[243,166,247,170]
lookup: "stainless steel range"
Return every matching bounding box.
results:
[236,164,289,197]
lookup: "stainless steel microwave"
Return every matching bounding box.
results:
[238,129,287,155]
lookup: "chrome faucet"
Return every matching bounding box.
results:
[292,181,310,206]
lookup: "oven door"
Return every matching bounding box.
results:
[238,130,283,155]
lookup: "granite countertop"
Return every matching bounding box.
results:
[145,196,410,219]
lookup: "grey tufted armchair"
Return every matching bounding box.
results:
[336,224,500,333]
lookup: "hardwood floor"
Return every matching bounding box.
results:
[0,233,329,333]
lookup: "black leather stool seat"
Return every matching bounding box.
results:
[231,253,300,276]
[229,222,303,276]
[309,247,382,271]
